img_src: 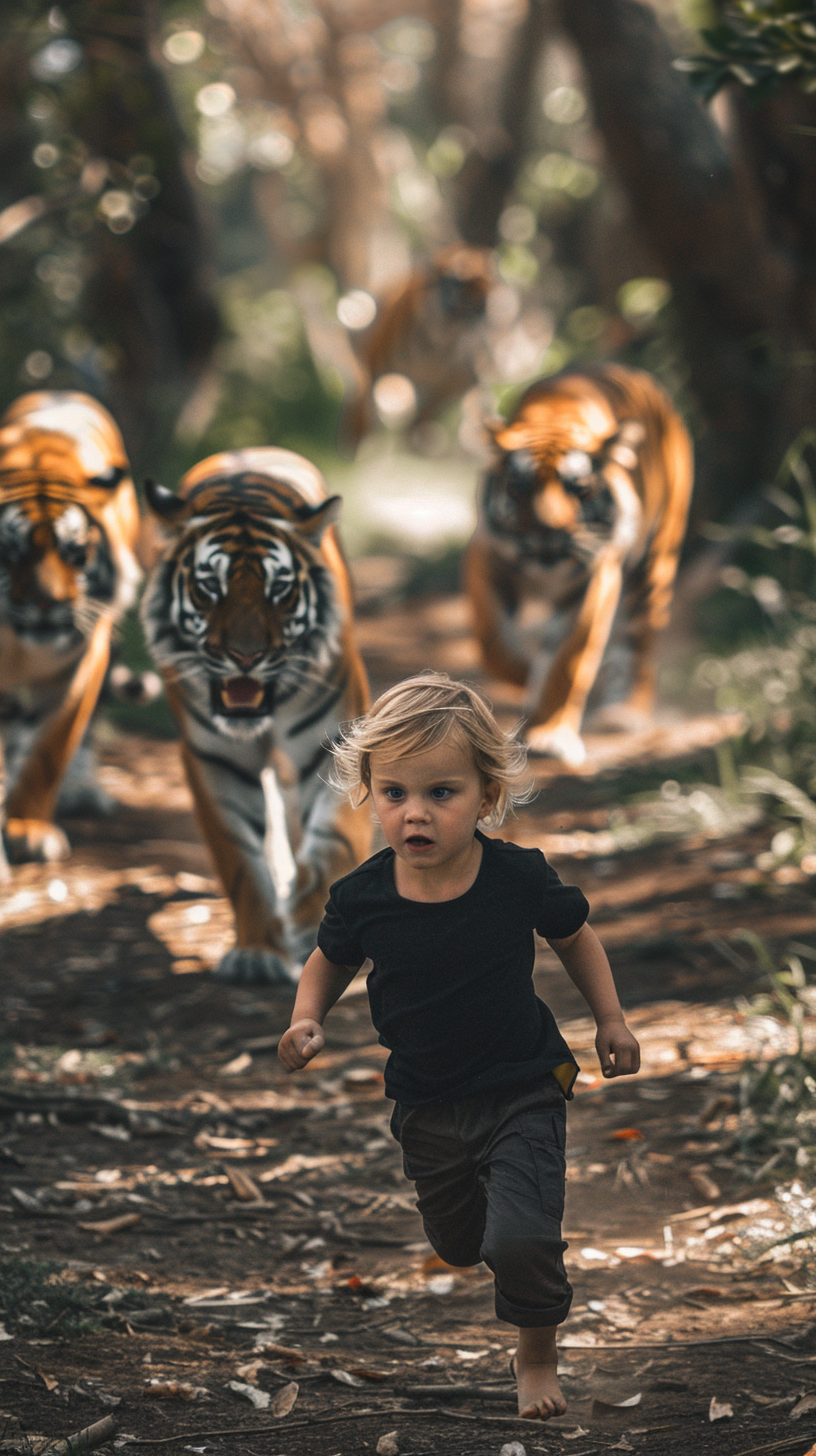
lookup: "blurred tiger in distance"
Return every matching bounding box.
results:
[465,364,693,768]
[339,244,492,450]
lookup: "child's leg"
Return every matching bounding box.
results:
[392,1087,571,1420]
[390,1101,486,1268]
[515,1325,564,1419]
[473,1084,571,1418]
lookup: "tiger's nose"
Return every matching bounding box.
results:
[229,649,264,672]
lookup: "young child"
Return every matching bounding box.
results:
[279,672,640,1420]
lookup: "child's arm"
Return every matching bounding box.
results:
[278,948,359,1072]
[547,922,640,1077]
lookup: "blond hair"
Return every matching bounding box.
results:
[330,671,534,826]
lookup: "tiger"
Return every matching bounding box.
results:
[464,364,693,767]
[140,447,372,985]
[0,391,141,862]
[340,244,492,449]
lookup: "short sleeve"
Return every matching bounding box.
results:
[534,852,590,940]
[316,888,366,968]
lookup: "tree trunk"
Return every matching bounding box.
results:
[555,0,816,524]
[453,0,553,247]
[64,0,219,466]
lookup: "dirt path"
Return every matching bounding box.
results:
[3,591,816,1456]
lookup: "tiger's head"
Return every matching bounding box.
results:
[431,244,492,322]
[0,391,140,656]
[483,376,642,565]
[141,449,343,738]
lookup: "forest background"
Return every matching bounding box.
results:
[4,0,816,776]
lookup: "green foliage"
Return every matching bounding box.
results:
[732,932,816,1179]
[694,432,816,794]
[677,2,816,100]
[0,1256,107,1335]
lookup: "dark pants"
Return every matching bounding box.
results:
[390,1078,572,1327]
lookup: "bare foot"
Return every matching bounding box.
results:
[514,1326,567,1420]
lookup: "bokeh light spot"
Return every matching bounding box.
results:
[337,290,377,331]
[25,351,53,381]
[196,83,236,118]
[163,30,205,65]
[544,86,587,125]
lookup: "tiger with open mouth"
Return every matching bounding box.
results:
[140,448,372,985]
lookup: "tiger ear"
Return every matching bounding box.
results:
[295,495,342,542]
[143,478,186,525]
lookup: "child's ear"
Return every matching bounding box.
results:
[479,780,501,824]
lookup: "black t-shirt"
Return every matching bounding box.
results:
[317,829,589,1106]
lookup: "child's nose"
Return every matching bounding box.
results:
[405,797,430,819]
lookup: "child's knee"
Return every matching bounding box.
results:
[481,1230,568,1291]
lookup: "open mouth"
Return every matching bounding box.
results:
[212,675,274,717]
[405,835,434,850]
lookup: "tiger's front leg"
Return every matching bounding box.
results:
[526,550,624,767]
[176,730,296,988]
[287,777,372,967]
[4,614,112,863]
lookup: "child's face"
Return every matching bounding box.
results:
[369,736,499,872]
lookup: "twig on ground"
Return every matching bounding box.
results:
[727,1438,816,1456]
[394,1383,514,1401]
[41,1414,117,1454]
[127,1404,562,1444]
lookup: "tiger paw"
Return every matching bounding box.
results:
[4,818,71,863]
[214,948,301,987]
[525,722,587,767]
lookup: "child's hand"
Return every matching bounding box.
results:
[278,1019,325,1072]
[596,1017,640,1078]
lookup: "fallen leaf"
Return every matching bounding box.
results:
[143,1380,207,1400]
[234,1361,265,1381]
[377,1435,400,1456]
[348,1366,389,1381]
[591,1394,642,1422]
[683,1286,729,1300]
[77,1213,141,1236]
[253,1343,306,1364]
[271,1381,298,1417]
[562,1427,590,1439]
[709,1396,734,1421]
[427,1274,456,1295]
[791,1394,816,1419]
[331,1369,366,1387]
[344,1067,383,1085]
[36,1369,58,1393]
[612,1129,644,1141]
[0,1325,12,1341]
[228,1379,270,1409]
[183,1286,228,1303]
[422,1254,458,1274]
[11,1186,47,1214]
[194,1133,255,1152]
[609,1442,634,1452]
[223,1166,262,1203]
[218,1052,253,1077]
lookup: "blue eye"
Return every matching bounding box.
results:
[384,787,404,800]
[431,786,452,800]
